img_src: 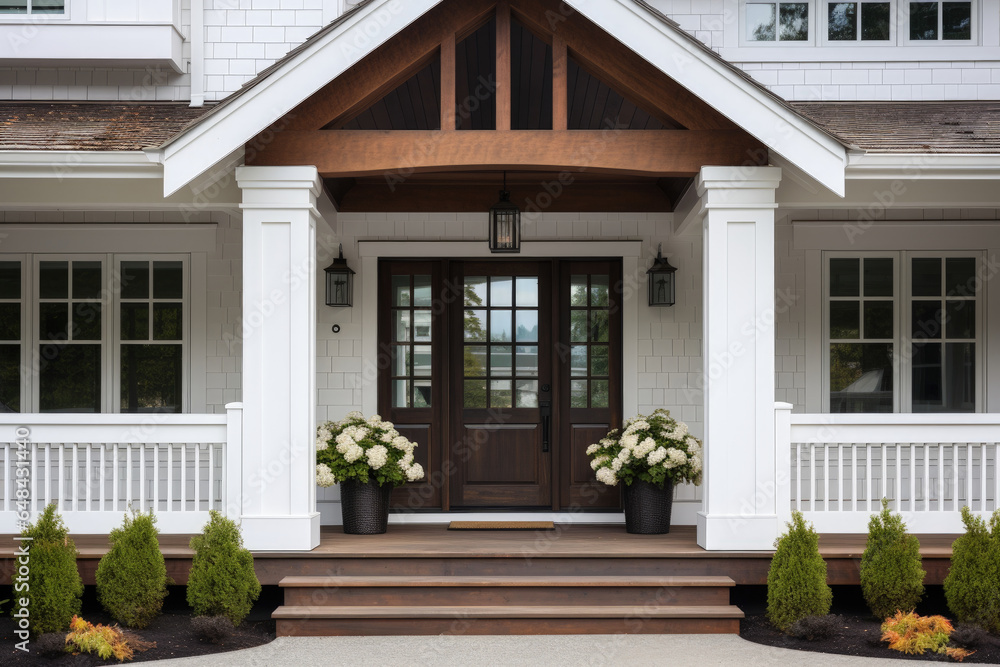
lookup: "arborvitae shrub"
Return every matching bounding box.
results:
[13,504,83,634]
[860,498,925,619]
[96,510,168,629]
[767,511,833,632]
[186,511,261,625]
[944,507,1000,632]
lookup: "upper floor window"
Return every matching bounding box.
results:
[908,1,971,40]
[746,2,810,41]
[0,0,65,14]
[827,1,892,41]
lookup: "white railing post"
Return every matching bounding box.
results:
[224,402,244,523]
[774,402,793,528]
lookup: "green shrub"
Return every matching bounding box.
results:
[12,504,83,634]
[860,498,925,619]
[767,511,833,632]
[186,511,261,625]
[96,510,168,629]
[944,506,1000,632]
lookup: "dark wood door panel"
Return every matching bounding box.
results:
[462,425,540,483]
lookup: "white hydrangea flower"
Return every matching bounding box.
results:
[345,410,363,420]
[405,463,425,482]
[590,455,609,471]
[635,437,656,458]
[620,433,639,450]
[391,435,411,451]
[400,452,415,467]
[316,463,336,487]
[344,443,364,463]
[686,435,701,451]
[595,467,618,486]
[586,443,600,455]
[366,444,389,470]
[366,414,383,426]
[647,447,667,466]
[624,420,649,435]
[611,457,624,472]
[663,447,688,469]
[689,453,703,473]
[316,439,329,452]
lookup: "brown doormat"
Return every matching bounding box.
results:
[448,521,556,531]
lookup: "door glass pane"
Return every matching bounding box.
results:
[153,262,184,299]
[491,276,513,307]
[863,258,893,296]
[946,301,974,339]
[861,2,890,38]
[570,310,588,342]
[515,345,537,376]
[912,300,942,340]
[412,311,432,342]
[120,261,149,299]
[394,311,412,342]
[392,346,409,376]
[570,345,588,377]
[393,380,410,408]
[490,379,512,408]
[515,310,538,342]
[72,262,102,299]
[911,342,942,411]
[465,276,487,306]
[39,261,68,299]
[120,344,181,413]
[516,277,538,307]
[413,275,432,307]
[912,258,941,296]
[515,379,538,408]
[590,310,609,342]
[464,310,486,341]
[829,258,859,296]
[591,345,610,376]
[863,301,893,339]
[490,310,512,342]
[40,303,68,340]
[464,379,487,408]
[73,302,102,341]
[910,1,938,39]
[0,344,19,412]
[570,379,588,408]
[39,344,101,413]
[942,1,971,39]
[590,275,610,307]
[829,301,859,339]
[0,303,19,340]
[413,345,432,376]
[393,275,411,306]
[491,346,513,377]
[829,342,893,413]
[465,346,487,377]
[569,275,588,306]
[153,303,182,340]
[591,380,610,408]
[828,2,856,39]
[946,257,976,296]
[0,261,20,299]
[944,342,975,411]
[414,380,431,408]
[121,303,149,340]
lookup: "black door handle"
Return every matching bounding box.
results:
[540,400,551,453]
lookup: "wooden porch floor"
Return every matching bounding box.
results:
[0,524,960,586]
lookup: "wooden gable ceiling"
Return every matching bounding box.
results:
[247,0,766,213]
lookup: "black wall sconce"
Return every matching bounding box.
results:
[324,245,355,307]
[647,244,677,307]
[489,172,520,253]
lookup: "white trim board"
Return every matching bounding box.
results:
[0,224,218,254]
[358,240,644,258]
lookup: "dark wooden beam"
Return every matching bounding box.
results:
[249,129,765,178]
[283,0,496,131]
[510,0,737,131]
[552,35,568,131]
[496,0,512,131]
[440,31,457,131]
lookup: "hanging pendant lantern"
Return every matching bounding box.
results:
[489,172,520,253]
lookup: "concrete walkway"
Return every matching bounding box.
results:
[151,635,924,666]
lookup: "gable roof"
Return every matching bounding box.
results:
[157,0,848,197]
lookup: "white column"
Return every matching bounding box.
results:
[696,166,782,551]
[236,166,322,551]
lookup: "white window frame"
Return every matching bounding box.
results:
[900,0,977,45]
[740,0,817,46]
[821,250,985,414]
[818,0,895,45]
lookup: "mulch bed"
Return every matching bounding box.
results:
[736,586,1000,663]
[0,585,279,665]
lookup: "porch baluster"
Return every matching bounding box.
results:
[180,444,187,511]
[194,445,200,511]
[58,445,65,512]
[152,444,160,513]
[981,444,988,511]
[167,444,173,512]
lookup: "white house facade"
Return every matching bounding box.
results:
[0,0,998,553]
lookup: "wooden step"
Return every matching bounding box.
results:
[279,575,734,607]
[273,604,744,636]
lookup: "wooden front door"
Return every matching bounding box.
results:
[378,259,622,511]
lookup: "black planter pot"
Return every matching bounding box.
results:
[622,479,674,534]
[339,478,392,535]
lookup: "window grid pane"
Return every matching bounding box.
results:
[392,274,433,409]
[0,260,20,412]
[568,273,612,409]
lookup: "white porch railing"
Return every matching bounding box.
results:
[776,403,1000,533]
[0,403,242,534]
